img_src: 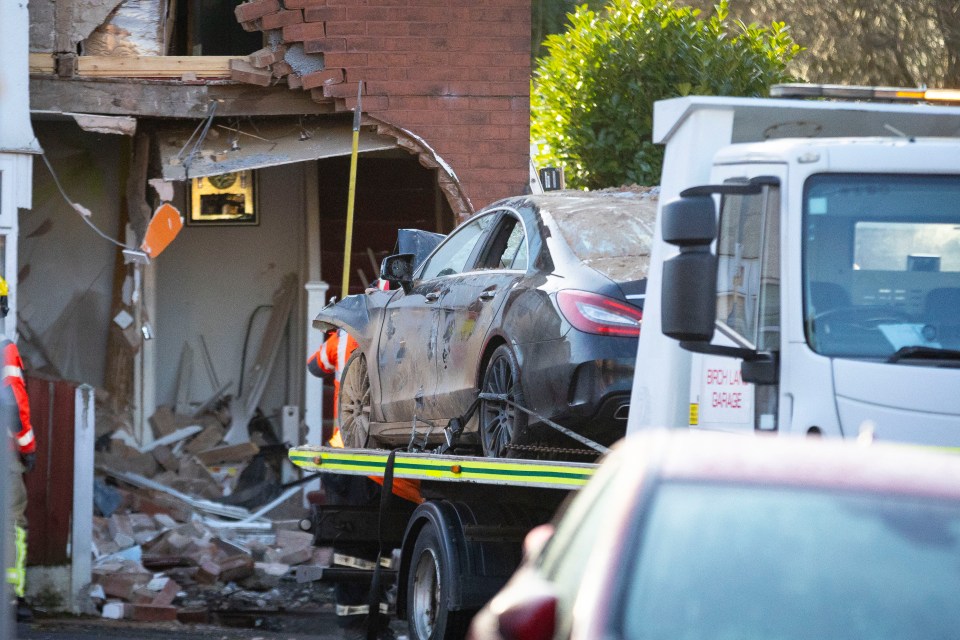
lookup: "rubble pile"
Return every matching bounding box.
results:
[87,401,331,623]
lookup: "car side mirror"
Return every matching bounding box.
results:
[381,253,415,293]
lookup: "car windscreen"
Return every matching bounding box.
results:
[617,481,960,639]
[546,193,657,282]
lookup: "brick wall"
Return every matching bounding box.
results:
[235,0,532,215]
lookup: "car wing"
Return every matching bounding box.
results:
[312,290,396,357]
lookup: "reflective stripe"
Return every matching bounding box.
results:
[289,447,596,490]
[6,525,26,597]
[336,329,349,379]
[336,604,370,616]
[319,345,334,372]
[3,365,21,379]
[16,430,34,448]
[333,553,377,571]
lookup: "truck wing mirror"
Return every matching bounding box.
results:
[381,253,416,293]
[661,194,719,342]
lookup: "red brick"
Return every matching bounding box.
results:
[230,59,273,86]
[177,607,209,624]
[261,8,302,29]
[240,19,261,32]
[342,95,389,112]
[98,574,148,600]
[302,37,345,54]
[132,604,178,622]
[287,74,303,89]
[323,20,366,36]
[249,45,286,68]
[303,6,345,21]
[321,53,369,67]
[272,60,294,77]
[301,68,344,90]
[219,555,255,583]
[323,81,366,98]
[282,21,326,41]
[151,579,181,607]
[234,0,279,23]
[282,0,325,9]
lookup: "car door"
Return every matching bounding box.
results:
[435,209,530,413]
[376,213,496,423]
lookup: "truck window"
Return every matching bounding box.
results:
[714,184,781,351]
[803,174,960,358]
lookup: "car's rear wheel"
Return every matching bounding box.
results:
[479,345,528,458]
[407,523,470,640]
[338,351,371,448]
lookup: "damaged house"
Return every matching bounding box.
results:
[19,0,533,613]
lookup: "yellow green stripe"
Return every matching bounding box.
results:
[289,447,595,489]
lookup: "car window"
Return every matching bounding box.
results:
[476,215,528,271]
[547,193,656,282]
[534,448,627,633]
[617,482,960,640]
[418,214,495,279]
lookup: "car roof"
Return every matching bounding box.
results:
[615,429,960,501]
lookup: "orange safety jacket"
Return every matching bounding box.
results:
[307,328,422,504]
[3,338,35,455]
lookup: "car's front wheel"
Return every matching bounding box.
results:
[338,351,371,448]
[479,345,528,458]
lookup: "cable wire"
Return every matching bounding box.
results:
[40,152,127,249]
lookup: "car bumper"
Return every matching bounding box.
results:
[517,335,636,449]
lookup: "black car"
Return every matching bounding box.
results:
[316,189,657,457]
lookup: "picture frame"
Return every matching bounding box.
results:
[188,170,257,226]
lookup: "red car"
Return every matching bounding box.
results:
[468,429,960,640]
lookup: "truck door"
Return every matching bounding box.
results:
[691,168,784,433]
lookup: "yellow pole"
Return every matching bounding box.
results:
[341,81,363,299]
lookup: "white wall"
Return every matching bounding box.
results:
[19,122,122,386]
[155,163,307,428]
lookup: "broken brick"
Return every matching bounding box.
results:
[195,442,259,466]
[183,419,225,455]
[275,529,314,549]
[151,578,181,607]
[272,60,294,78]
[177,607,209,624]
[301,68,344,90]
[249,46,286,68]
[234,0,280,23]
[219,555,255,583]
[132,604,178,622]
[98,573,149,601]
[261,8,302,30]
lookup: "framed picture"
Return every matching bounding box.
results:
[189,170,257,226]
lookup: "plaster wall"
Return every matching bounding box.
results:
[154,163,307,426]
[20,121,122,387]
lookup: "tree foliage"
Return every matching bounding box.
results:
[531,0,801,190]
[684,0,960,87]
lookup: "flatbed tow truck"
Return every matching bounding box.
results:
[288,444,598,640]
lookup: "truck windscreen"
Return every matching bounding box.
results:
[802,174,960,359]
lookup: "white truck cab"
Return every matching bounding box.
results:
[628,85,960,446]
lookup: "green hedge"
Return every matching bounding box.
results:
[532,0,801,189]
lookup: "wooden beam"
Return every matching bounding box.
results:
[29,54,249,79]
[30,76,337,118]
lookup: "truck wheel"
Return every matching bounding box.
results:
[479,345,528,458]
[407,523,469,640]
[339,351,371,448]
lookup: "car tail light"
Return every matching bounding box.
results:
[557,289,643,337]
[497,594,558,640]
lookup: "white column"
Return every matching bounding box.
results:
[302,281,329,503]
[71,385,95,613]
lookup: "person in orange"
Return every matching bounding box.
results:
[306,320,423,505]
[1,277,35,623]
[307,327,358,448]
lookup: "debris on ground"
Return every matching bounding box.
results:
[81,398,332,624]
